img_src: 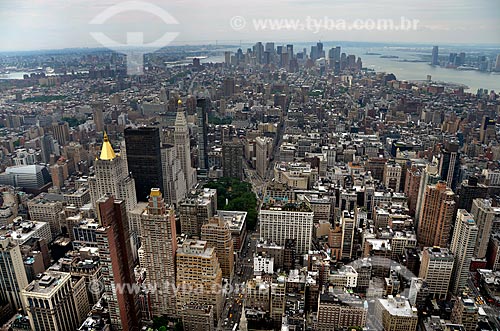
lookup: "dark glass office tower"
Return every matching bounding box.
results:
[124,127,163,202]
[438,140,461,191]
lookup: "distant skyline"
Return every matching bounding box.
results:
[1,0,499,51]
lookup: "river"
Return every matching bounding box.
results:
[2,44,499,92]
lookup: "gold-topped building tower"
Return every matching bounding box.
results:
[99,132,116,160]
[89,132,137,211]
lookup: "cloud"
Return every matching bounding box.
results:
[0,0,498,51]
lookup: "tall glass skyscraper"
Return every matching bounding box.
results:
[124,127,164,202]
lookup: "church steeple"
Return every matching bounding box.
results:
[99,132,116,160]
[239,304,248,331]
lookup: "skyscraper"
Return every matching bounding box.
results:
[96,195,140,330]
[317,290,367,331]
[450,297,479,331]
[0,237,29,311]
[415,162,440,223]
[375,296,418,331]
[265,42,275,53]
[450,210,478,295]
[383,161,402,192]
[139,188,177,316]
[89,133,137,211]
[253,42,264,64]
[404,163,424,216]
[419,247,454,299]
[196,98,210,173]
[181,304,215,331]
[328,48,336,67]
[176,240,223,321]
[310,42,325,61]
[270,277,286,324]
[40,134,57,164]
[310,45,318,61]
[21,271,89,331]
[334,46,341,61]
[51,121,70,146]
[471,199,496,259]
[479,116,496,143]
[124,127,164,202]
[259,201,314,254]
[161,144,187,205]
[432,46,439,65]
[28,196,63,240]
[457,176,488,212]
[286,44,294,59]
[223,78,235,97]
[417,181,455,248]
[92,101,105,132]
[488,235,500,276]
[341,210,356,260]
[175,101,196,190]
[179,188,217,237]
[201,216,234,280]
[495,54,500,71]
[256,136,272,178]
[265,42,275,64]
[222,140,244,180]
[438,141,460,191]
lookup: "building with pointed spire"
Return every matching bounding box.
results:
[175,100,196,190]
[139,188,177,316]
[239,304,248,331]
[89,133,137,212]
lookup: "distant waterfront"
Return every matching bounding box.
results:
[199,45,500,92]
[2,44,499,92]
[344,46,500,92]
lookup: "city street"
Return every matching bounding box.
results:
[220,228,259,330]
[468,273,500,331]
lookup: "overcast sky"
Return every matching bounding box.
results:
[0,0,499,51]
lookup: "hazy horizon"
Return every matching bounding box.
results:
[1,41,500,55]
[1,0,499,52]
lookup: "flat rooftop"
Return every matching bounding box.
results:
[261,201,313,213]
[218,210,247,232]
[178,239,214,257]
[23,270,71,296]
[0,220,50,244]
[378,296,417,317]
